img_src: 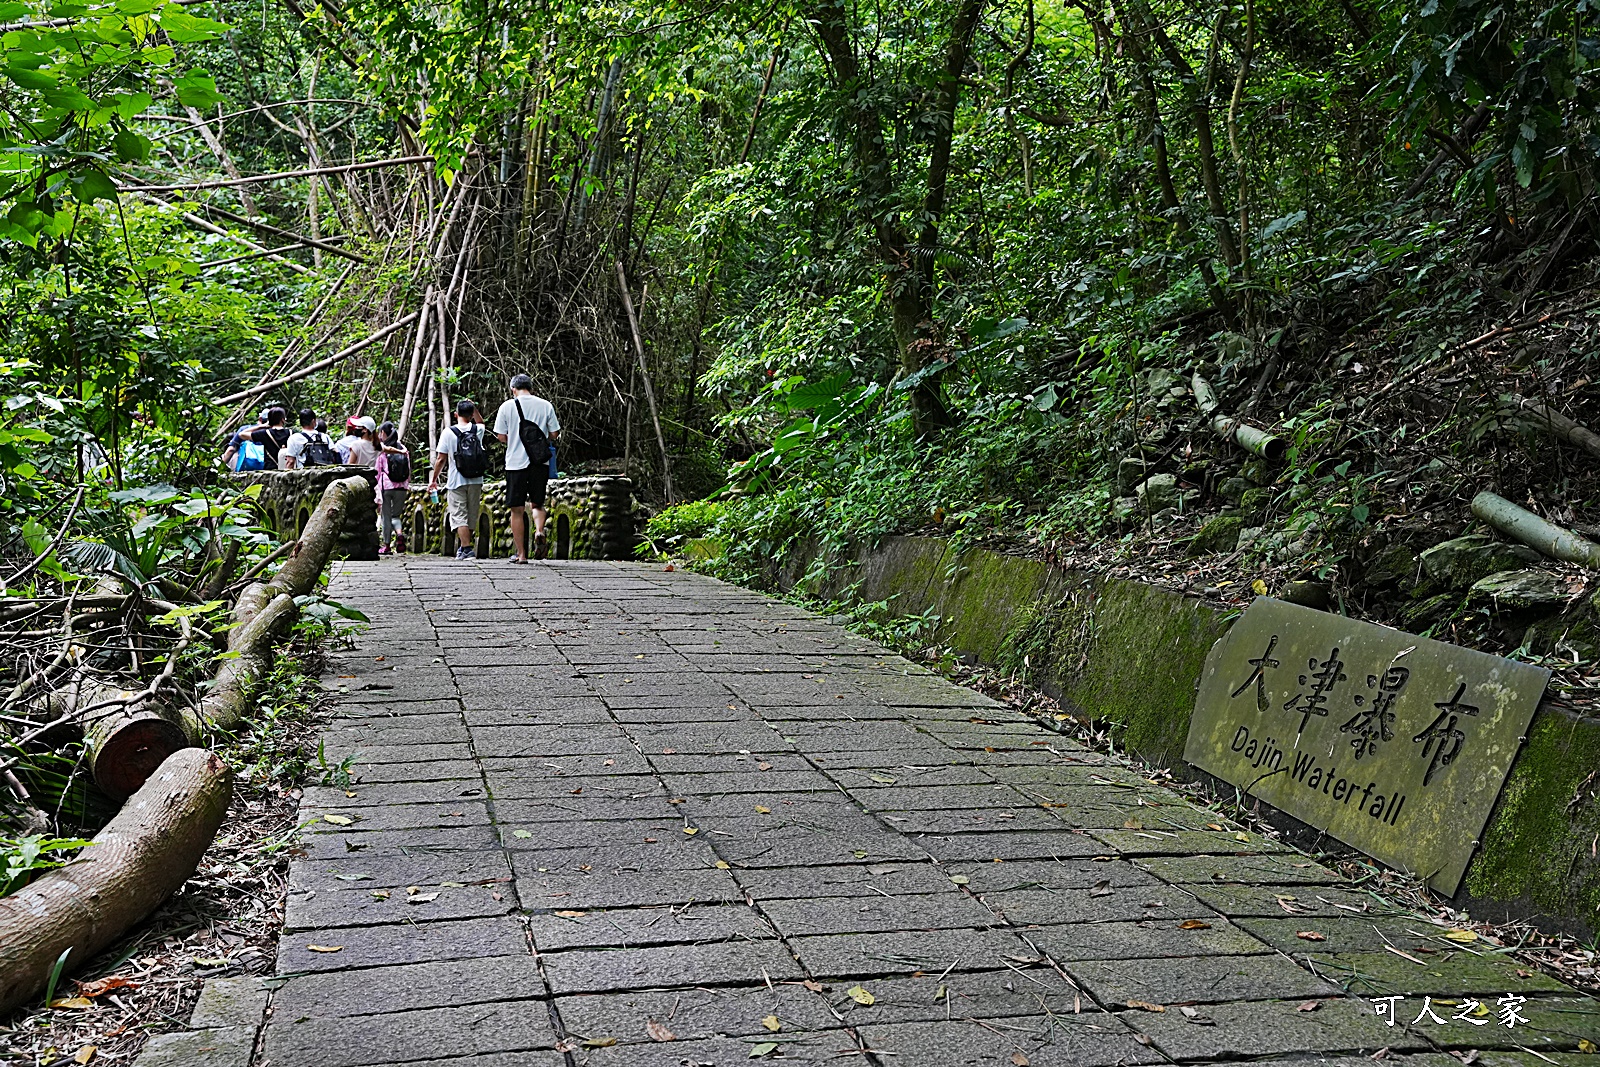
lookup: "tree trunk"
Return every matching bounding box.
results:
[0,748,231,1014]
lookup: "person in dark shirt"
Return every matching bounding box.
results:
[236,407,292,469]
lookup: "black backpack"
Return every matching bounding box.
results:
[451,425,488,478]
[385,448,412,483]
[298,430,343,467]
[515,398,551,466]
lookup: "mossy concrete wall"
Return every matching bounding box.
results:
[790,535,1600,933]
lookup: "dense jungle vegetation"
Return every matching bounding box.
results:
[2,0,1600,836]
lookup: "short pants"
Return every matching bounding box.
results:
[446,483,482,531]
[506,466,549,509]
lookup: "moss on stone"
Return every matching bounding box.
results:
[1064,580,1232,772]
[1188,514,1245,556]
[1464,709,1600,927]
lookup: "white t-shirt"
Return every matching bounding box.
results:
[435,422,487,489]
[492,394,560,471]
[336,434,378,466]
[281,428,333,468]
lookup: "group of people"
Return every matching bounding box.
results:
[221,375,562,563]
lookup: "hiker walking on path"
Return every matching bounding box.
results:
[336,416,379,466]
[375,421,412,555]
[492,374,561,563]
[428,400,489,560]
[280,409,341,470]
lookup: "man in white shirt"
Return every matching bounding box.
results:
[428,401,489,560]
[492,374,561,562]
[336,415,379,466]
[281,409,337,469]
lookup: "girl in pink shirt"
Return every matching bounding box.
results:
[375,422,412,554]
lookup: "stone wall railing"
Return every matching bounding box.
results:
[230,470,638,561]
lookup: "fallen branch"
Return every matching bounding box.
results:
[1192,373,1286,461]
[211,311,420,405]
[117,154,435,193]
[0,747,231,1015]
[1472,491,1600,570]
[184,199,365,263]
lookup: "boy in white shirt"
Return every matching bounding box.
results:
[427,401,490,560]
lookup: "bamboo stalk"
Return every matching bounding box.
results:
[1471,491,1600,570]
[1192,373,1285,460]
[1507,396,1600,460]
[212,312,420,405]
[118,154,434,193]
[616,260,675,501]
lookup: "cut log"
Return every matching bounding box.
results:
[0,748,231,1014]
[84,696,190,800]
[1471,491,1600,570]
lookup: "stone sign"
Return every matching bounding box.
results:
[1184,597,1550,894]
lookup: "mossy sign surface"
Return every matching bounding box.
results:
[1184,597,1549,894]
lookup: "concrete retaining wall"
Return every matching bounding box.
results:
[789,535,1600,933]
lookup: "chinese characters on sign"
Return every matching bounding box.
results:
[1184,598,1549,894]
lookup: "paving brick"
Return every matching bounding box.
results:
[277,916,528,973]
[539,939,803,994]
[554,983,841,1044]
[857,1016,1163,1066]
[261,1001,558,1067]
[270,956,547,1018]
[1118,997,1429,1060]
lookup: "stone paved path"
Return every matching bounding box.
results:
[257,559,1593,1066]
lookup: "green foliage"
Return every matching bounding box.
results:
[0,835,93,898]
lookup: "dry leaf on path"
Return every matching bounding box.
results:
[75,977,137,998]
[1296,931,1327,941]
[306,945,344,953]
[845,985,875,1005]
[322,814,354,826]
[47,998,94,1009]
[1089,879,1114,897]
[554,910,587,918]
[645,1020,676,1042]
[761,1015,781,1032]
[1178,920,1211,930]
[1441,929,1477,943]
[802,980,824,992]
[1011,1053,1031,1066]
[580,1037,618,1048]
[408,892,439,904]
[73,1046,96,1064]
[1126,1000,1165,1012]
[949,875,970,886]
[1296,1001,1321,1012]
[512,830,533,839]
[750,1043,779,1058]
[754,806,771,814]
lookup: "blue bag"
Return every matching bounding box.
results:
[236,440,266,471]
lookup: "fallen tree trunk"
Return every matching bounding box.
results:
[1472,490,1600,570]
[1192,373,1286,461]
[83,475,365,792]
[0,748,231,1015]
